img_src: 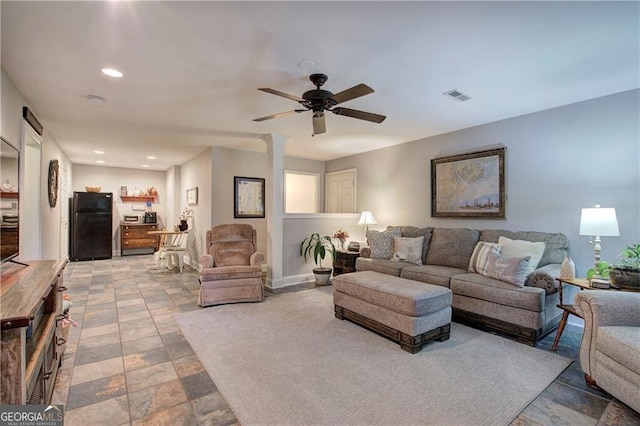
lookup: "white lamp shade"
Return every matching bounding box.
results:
[579,207,620,236]
[357,211,377,226]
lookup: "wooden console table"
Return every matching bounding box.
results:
[1,258,68,404]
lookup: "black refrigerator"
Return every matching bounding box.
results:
[69,191,113,261]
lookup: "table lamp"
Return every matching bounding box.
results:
[358,211,377,241]
[579,205,619,270]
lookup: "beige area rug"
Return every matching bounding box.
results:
[175,288,571,426]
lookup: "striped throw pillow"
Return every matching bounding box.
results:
[468,242,501,274]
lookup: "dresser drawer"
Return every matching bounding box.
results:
[122,238,157,249]
[122,228,154,239]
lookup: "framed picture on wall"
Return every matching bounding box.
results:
[234,176,265,218]
[187,187,198,206]
[431,147,506,219]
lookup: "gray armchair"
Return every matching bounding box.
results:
[198,224,264,307]
[574,291,640,413]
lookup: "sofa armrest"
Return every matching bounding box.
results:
[250,252,264,266]
[574,291,640,376]
[200,254,214,268]
[525,264,561,294]
[360,246,371,258]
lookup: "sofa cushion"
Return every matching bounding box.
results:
[498,236,545,275]
[397,226,433,264]
[468,242,501,275]
[200,265,262,281]
[400,264,465,288]
[597,326,640,376]
[484,252,531,287]
[367,227,402,259]
[391,236,424,265]
[480,229,568,267]
[355,257,407,277]
[450,273,545,312]
[425,228,480,269]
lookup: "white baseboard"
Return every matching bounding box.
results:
[266,273,314,289]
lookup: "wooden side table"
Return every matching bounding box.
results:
[551,277,604,350]
[333,250,360,276]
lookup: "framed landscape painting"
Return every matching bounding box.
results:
[431,147,506,218]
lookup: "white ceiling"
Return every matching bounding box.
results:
[2,1,638,171]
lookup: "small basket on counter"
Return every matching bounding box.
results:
[85,186,101,193]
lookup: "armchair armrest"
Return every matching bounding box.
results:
[200,254,214,268]
[250,252,264,266]
[574,291,640,376]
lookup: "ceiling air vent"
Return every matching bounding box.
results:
[443,89,472,102]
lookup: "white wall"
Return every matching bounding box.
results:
[326,90,640,278]
[2,67,73,262]
[72,164,167,255]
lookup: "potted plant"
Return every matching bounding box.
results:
[586,261,611,280]
[609,243,640,290]
[300,233,337,285]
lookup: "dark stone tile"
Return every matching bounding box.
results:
[66,374,127,410]
[597,399,640,425]
[191,392,238,426]
[160,331,185,345]
[123,346,171,371]
[180,371,216,401]
[537,381,610,420]
[74,343,123,366]
[165,341,195,360]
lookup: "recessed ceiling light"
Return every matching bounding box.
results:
[141,164,150,168]
[443,89,472,102]
[146,155,156,160]
[87,95,106,105]
[94,150,105,154]
[96,160,105,164]
[101,68,124,78]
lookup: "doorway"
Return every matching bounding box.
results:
[325,168,356,213]
[20,121,42,260]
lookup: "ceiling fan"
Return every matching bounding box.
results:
[253,73,386,135]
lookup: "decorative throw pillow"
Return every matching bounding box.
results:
[484,252,531,287]
[391,236,424,265]
[498,236,546,276]
[367,227,401,260]
[468,242,501,274]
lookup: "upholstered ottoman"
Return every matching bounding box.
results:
[333,270,452,353]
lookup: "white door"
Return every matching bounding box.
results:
[325,169,356,213]
[20,121,42,261]
[59,165,69,258]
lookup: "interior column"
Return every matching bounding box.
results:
[262,133,287,289]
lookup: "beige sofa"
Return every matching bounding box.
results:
[356,226,573,346]
[574,291,640,413]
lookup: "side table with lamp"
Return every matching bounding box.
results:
[348,211,377,253]
[551,205,620,350]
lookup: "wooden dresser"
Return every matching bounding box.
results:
[120,222,159,256]
[1,258,68,404]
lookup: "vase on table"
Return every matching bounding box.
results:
[179,220,188,231]
[339,238,346,251]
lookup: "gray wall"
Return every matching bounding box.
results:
[326,90,640,277]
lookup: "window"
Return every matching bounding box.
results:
[285,171,319,213]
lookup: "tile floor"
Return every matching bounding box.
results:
[51,255,640,425]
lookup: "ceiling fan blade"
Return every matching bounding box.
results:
[329,84,374,105]
[313,113,326,135]
[332,107,386,123]
[253,110,299,122]
[258,88,304,102]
